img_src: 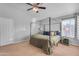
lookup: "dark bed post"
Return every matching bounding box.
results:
[49,17,51,47]
[60,22,62,40]
[30,22,32,40]
[48,17,52,55]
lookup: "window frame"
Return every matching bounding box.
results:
[61,17,76,38]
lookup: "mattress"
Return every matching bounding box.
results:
[31,34,60,46]
[31,34,49,40]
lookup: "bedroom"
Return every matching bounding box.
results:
[0,3,79,56]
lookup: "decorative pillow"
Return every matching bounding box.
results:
[43,31,50,36]
[56,31,61,36]
[51,32,55,36]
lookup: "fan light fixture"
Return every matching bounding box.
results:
[33,7,38,12]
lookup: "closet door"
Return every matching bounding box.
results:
[0,18,14,46]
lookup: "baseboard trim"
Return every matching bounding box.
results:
[0,36,29,46]
[70,44,79,47]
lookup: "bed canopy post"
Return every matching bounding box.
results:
[60,22,62,39]
[49,17,51,46]
[48,17,52,55]
[30,22,32,40]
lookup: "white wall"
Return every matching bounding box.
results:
[40,18,61,32]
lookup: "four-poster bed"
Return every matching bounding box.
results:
[30,17,61,55]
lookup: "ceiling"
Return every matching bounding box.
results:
[9,3,79,19]
[0,3,79,21]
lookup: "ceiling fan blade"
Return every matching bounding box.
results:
[27,8,33,11]
[26,3,33,6]
[36,3,40,5]
[38,7,46,9]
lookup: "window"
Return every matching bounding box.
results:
[61,18,75,38]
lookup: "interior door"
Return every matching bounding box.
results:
[0,17,14,46]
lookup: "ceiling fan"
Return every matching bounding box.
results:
[26,3,46,13]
